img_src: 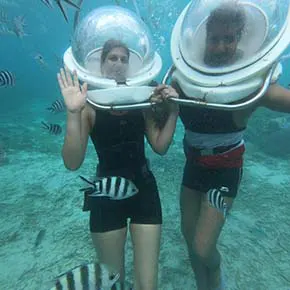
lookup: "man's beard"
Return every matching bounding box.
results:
[204,51,233,67]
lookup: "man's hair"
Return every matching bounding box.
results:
[206,2,246,40]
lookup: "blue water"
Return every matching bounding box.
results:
[1,1,290,289]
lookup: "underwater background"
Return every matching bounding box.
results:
[0,0,290,289]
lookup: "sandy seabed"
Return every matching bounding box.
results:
[0,122,290,290]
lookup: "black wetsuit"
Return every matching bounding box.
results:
[179,100,245,134]
[174,83,245,197]
[88,109,162,232]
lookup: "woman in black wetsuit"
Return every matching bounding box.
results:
[57,39,179,290]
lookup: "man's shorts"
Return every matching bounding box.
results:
[182,159,243,197]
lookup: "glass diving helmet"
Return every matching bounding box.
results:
[63,5,162,109]
[167,0,290,109]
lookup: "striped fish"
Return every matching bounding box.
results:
[79,175,139,200]
[47,99,65,113]
[207,186,229,218]
[41,121,62,135]
[50,262,121,290]
[0,70,15,87]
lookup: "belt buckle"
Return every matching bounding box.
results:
[200,148,214,156]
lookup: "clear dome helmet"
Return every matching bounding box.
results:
[63,5,162,109]
[167,0,290,110]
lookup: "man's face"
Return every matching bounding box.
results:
[204,25,240,66]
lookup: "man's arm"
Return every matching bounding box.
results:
[261,84,290,113]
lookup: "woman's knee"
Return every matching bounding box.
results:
[135,277,158,290]
[134,259,158,290]
[130,224,160,290]
[91,229,127,277]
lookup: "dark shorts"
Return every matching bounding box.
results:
[89,169,162,233]
[182,158,243,198]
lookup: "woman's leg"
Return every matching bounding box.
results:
[126,170,162,290]
[91,228,128,287]
[89,197,129,287]
[130,223,161,290]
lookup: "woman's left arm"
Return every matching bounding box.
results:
[144,85,179,155]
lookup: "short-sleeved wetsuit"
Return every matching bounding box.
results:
[88,109,162,232]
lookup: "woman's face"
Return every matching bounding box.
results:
[102,47,129,82]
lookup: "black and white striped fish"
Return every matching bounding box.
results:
[50,262,122,290]
[41,121,62,135]
[46,99,65,113]
[207,186,229,218]
[0,70,15,87]
[80,175,139,200]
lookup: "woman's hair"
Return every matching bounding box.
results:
[206,2,246,41]
[100,39,130,65]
